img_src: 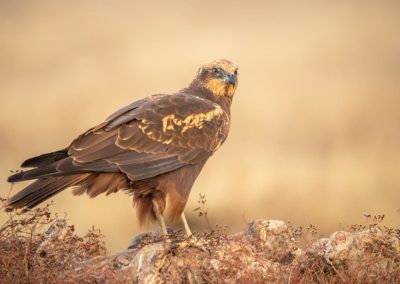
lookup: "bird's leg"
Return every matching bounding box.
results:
[152,199,168,236]
[181,212,192,237]
[179,212,209,254]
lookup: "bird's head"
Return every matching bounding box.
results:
[193,59,238,97]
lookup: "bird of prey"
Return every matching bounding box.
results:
[7,59,238,236]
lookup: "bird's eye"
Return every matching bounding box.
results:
[212,67,220,75]
[234,69,238,75]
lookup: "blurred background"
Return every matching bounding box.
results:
[1,0,399,252]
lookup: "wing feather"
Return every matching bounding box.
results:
[11,93,230,183]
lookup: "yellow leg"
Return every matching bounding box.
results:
[152,199,168,236]
[181,212,192,237]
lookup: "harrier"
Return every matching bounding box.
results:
[7,59,238,236]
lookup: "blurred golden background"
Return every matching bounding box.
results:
[1,0,399,252]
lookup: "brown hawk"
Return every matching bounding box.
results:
[7,59,238,236]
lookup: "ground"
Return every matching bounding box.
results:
[0,199,399,283]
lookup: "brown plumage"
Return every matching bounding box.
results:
[7,59,238,231]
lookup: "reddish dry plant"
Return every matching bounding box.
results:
[1,192,400,283]
[0,196,107,283]
[193,193,212,230]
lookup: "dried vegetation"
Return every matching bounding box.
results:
[0,195,399,283]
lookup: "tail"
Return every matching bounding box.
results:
[6,174,90,210]
[8,150,68,183]
[7,172,130,210]
[8,149,120,183]
[21,150,68,168]
[6,149,130,211]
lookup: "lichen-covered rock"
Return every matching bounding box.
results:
[247,219,302,263]
[304,227,400,282]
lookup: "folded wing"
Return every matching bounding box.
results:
[8,93,229,183]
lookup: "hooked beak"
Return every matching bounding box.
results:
[222,74,237,86]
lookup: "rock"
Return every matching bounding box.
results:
[247,219,302,263]
[304,227,400,282]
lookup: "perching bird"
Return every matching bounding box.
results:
[7,59,238,236]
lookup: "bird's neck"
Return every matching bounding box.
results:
[184,83,233,114]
